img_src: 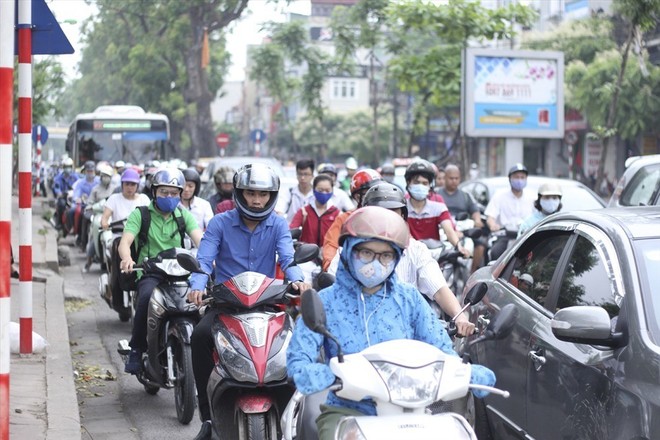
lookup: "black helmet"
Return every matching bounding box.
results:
[83,160,96,171]
[404,159,436,187]
[181,167,201,197]
[507,163,528,177]
[233,164,280,221]
[362,182,408,220]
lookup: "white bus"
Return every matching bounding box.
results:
[65,105,172,167]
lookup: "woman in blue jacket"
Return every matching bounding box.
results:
[287,206,496,439]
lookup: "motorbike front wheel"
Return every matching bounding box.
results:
[172,339,195,424]
[239,409,279,440]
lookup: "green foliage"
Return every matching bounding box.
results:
[13,57,66,124]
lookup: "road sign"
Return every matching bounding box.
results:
[14,0,74,55]
[564,130,578,146]
[32,125,48,145]
[250,129,267,143]
[215,133,230,148]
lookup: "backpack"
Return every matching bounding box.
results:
[119,206,187,291]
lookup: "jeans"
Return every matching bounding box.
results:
[191,309,220,421]
[129,274,164,352]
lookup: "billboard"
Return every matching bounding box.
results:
[462,48,564,139]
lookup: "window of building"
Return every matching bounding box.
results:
[331,79,357,100]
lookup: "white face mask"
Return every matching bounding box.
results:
[540,198,560,214]
[408,184,429,201]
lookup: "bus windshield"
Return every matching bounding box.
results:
[76,128,166,165]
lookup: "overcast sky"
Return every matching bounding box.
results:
[46,0,311,82]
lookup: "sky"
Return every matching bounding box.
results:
[46,0,311,82]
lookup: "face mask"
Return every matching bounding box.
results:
[155,196,180,213]
[540,198,560,214]
[63,167,72,175]
[351,256,395,288]
[408,184,429,201]
[510,178,527,191]
[314,190,333,205]
[101,176,111,186]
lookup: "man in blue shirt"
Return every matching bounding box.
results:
[69,161,99,246]
[187,164,310,440]
[52,157,79,231]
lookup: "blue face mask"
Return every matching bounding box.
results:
[314,190,333,205]
[350,255,395,288]
[156,196,180,213]
[510,178,527,191]
[408,184,429,201]
[540,198,560,214]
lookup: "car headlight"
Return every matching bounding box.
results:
[215,331,258,383]
[372,361,443,407]
[336,417,367,440]
[154,259,189,277]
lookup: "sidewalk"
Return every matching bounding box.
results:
[8,196,81,440]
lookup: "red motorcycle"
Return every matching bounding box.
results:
[177,244,318,440]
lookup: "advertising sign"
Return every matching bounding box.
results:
[463,48,564,138]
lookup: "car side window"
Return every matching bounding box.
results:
[620,165,660,206]
[506,233,571,307]
[557,235,620,318]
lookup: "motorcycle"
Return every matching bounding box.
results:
[98,219,133,322]
[486,224,519,263]
[117,247,200,424]
[86,199,106,270]
[176,243,320,440]
[281,283,517,440]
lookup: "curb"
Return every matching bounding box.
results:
[45,275,82,440]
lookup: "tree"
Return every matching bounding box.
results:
[60,0,245,159]
[13,57,66,124]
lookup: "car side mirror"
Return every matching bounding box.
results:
[552,306,626,348]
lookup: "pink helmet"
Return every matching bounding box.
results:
[340,206,410,250]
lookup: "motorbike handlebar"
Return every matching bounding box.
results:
[469,384,510,399]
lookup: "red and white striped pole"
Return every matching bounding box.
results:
[18,0,34,354]
[0,0,17,438]
[35,127,42,196]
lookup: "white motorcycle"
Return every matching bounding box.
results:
[281,284,517,440]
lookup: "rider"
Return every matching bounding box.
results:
[82,164,117,272]
[180,168,214,231]
[330,182,475,336]
[317,163,355,212]
[289,174,340,248]
[437,164,486,273]
[404,159,468,257]
[70,161,99,246]
[276,158,315,222]
[186,164,310,440]
[287,206,495,439]
[118,168,203,375]
[52,157,79,231]
[100,168,151,230]
[110,160,126,187]
[207,166,235,215]
[339,157,358,192]
[485,163,535,260]
[518,183,563,237]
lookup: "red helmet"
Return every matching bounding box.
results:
[340,206,410,250]
[350,169,382,196]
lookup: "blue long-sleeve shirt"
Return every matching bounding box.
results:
[286,237,495,415]
[189,209,303,290]
[72,176,99,200]
[52,172,79,197]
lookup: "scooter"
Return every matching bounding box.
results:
[281,283,517,440]
[117,247,200,425]
[86,199,106,270]
[176,243,320,440]
[98,219,133,322]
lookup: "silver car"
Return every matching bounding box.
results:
[609,154,660,207]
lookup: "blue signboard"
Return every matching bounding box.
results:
[14,0,74,55]
[32,125,48,145]
[250,129,267,143]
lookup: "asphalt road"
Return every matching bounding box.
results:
[60,236,202,440]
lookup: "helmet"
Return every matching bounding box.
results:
[508,163,528,177]
[114,160,126,169]
[62,157,74,167]
[404,159,436,186]
[97,164,114,177]
[362,182,408,220]
[380,163,395,175]
[151,168,185,196]
[345,157,358,171]
[83,160,96,171]
[350,169,382,196]
[317,163,337,176]
[233,164,280,221]
[144,167,159,178]
[121,168,141,184]
[214,166,235,185]
[181,168,201,197]
[339,206,410,250]
[538,183,562,197]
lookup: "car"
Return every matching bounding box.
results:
[459,175,606,212]
[460,206,660,440]
[609,154,660,207]
[198,156,292,201]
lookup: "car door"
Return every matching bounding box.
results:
[474,228,573,440]
[525,225,623,440]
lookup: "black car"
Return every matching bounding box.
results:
[461,207,660,440]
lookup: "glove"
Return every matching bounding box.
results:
[470,364,496,399]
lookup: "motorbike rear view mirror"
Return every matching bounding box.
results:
[290,227,302,241]
[471,304,519,346]
[464,282,488,306]
[316,272,336,289]
[176,253,205,274]
[301,289,344,362]
[455,212,469,221]
[291,243,320,267]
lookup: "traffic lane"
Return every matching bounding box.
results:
[61,238,202,439]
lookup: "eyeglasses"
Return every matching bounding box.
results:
[156,188,181,197]
[353,247,396,265]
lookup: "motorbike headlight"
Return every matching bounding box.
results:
[154,259,189,277]
[215,331,258,383]
[336,417,367,440]
[263,331,291,383]
[371,361,443,407]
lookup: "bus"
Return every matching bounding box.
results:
[65,105,172,167]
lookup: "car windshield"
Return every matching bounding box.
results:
[620,163,660,206]
[635,238,660,343]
